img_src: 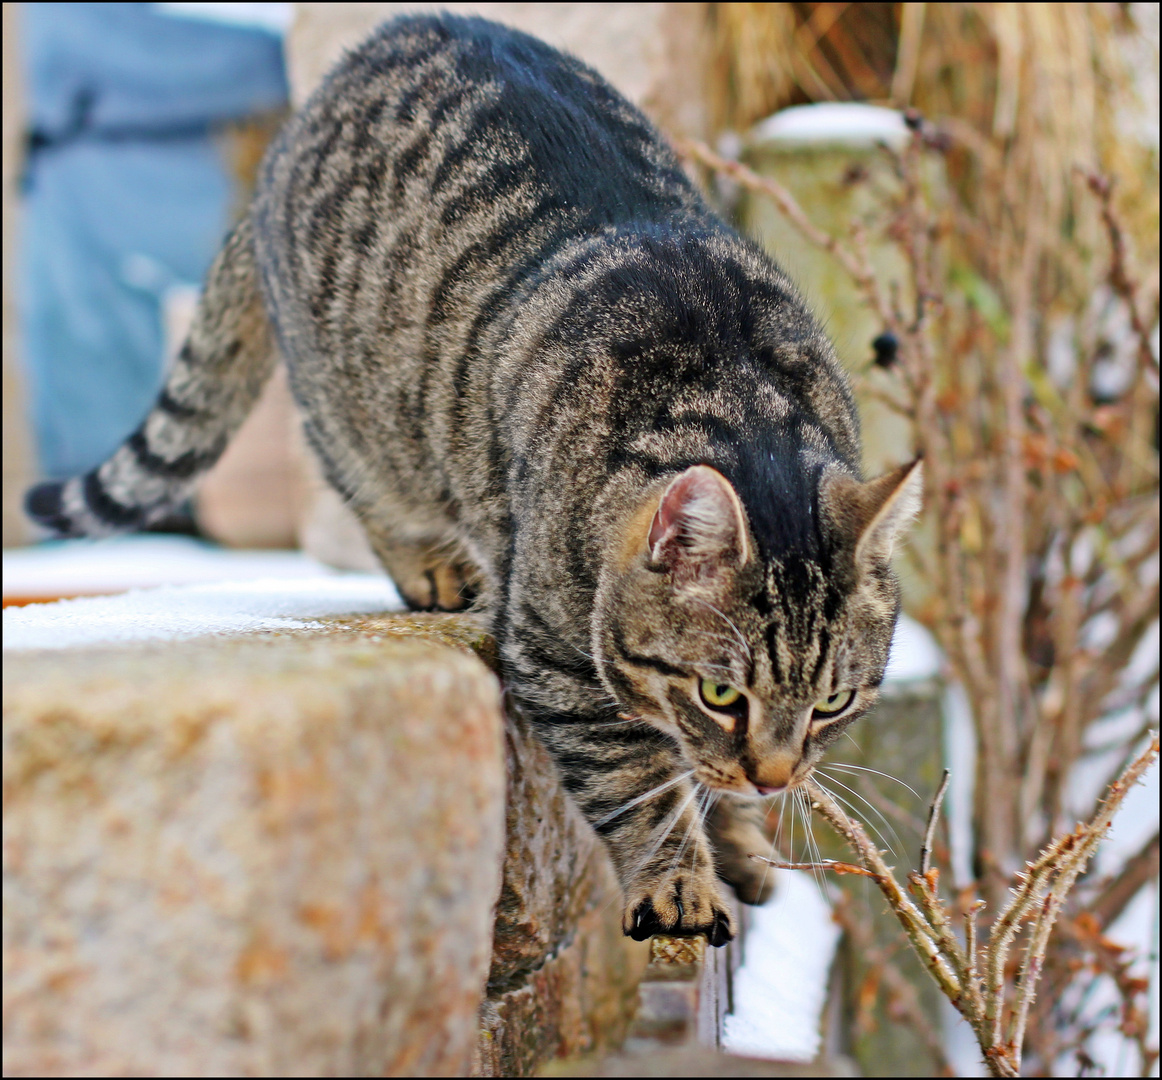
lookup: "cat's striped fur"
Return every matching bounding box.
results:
[27,14,921,945]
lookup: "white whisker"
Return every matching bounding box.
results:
[591,769,696,829]
[814,774,902,859]
[588,715,651,729]
[689,599,752,661]
[797,789,829,902]
[787,792,799,860]
[824,762,921,801]
[773,791,787,859]
[631,782,700,881]
[755,797,782,901]
[673,784,710,870]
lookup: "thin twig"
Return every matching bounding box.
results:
[803,779,965,1001]
[748,854,877,877]
[1007,735,1161,1058]
[920,769,950,876]
[788,735,1158,1077]
[1081,169,1159,378]
[965,899,986,994]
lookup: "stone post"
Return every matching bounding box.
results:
[4,626,507,1076]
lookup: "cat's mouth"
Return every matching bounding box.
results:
[694,762,813,796]
[748,773,811,797]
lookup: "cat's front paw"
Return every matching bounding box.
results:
[622,864,735,947]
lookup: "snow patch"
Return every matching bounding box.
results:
[752,103,911,148]
[4,534,337,599]
[4,575,402,651]
[724,872,841,1062]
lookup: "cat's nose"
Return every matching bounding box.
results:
[748,756,797,794]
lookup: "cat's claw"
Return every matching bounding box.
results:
[622,867,735,946]
[625,898,733,947]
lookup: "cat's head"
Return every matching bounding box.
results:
[593,458,922,794]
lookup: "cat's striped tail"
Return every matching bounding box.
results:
[25,217,277,538]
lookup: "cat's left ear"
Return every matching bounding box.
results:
[821,457,923,568]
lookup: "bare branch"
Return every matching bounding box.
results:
[1081,170,1160,380]
[920,769,950,876]
[802,780,966,1003]
[791,736,1159,1077]
[1008,735,1161,1057]
[747,855,877,877]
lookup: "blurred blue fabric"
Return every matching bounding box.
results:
[19,3,288,478]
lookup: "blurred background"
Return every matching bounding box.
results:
[2,5,1159,1076]
[3,3,1158,559]
[3,3,295,548]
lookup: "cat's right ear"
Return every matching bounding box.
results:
[648,466,750,582]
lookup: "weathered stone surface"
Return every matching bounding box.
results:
[489,708,624,991]
[473,706,650,1075]
[3,631,506,1077]
[315,611,501,672]
[474,894,646,1076]
[545,1046,856,1077]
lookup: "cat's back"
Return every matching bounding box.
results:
[253,13,704,344]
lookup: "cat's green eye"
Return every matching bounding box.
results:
[700,679,742,710]
[813,689,854,717]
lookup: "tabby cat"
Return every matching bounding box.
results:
[26,14,922,945]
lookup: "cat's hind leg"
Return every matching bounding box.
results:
[298,433,486,613]
[363,520,483,613]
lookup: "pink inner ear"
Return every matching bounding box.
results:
[648,480,681,554]
[647,466,748,569]
[649,469,705,557]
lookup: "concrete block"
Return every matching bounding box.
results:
[3,630,506,1077]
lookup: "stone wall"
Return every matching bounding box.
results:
[3,610,669,1076]
[4,624,506,1075]
[475,703,648,1074]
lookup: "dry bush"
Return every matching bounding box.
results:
[695,3,1159,1074]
